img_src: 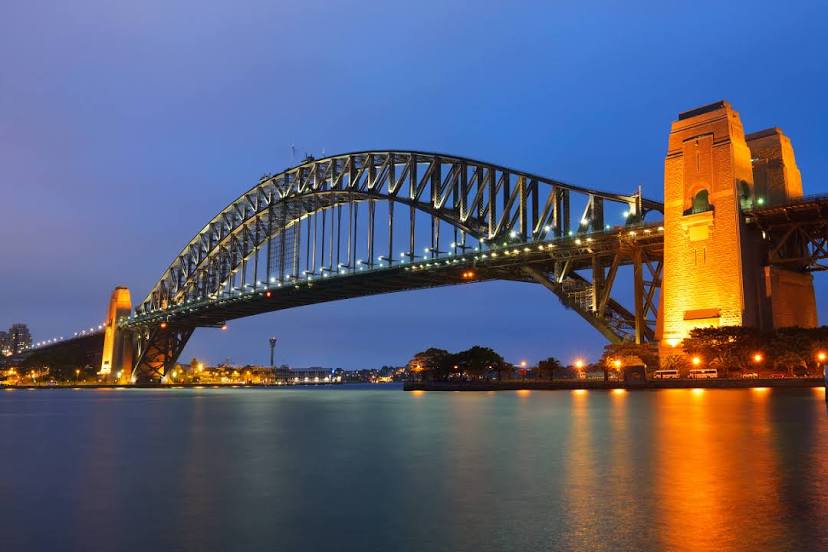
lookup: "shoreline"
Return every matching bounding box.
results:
[1,379,823,392]
[0,382,351,390]
[404,378,826,392]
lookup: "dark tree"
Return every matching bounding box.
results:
[682,326,762,377]
[536,356,563,380]
[407,348,452,381]
[599,342,659,379]
[452,346,508,381]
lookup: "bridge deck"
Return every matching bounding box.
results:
[123,224,665,329]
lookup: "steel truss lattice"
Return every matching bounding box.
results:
[123,151,664,381]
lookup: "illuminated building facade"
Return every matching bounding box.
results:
[0,331,10,356]
[8,324,32,354]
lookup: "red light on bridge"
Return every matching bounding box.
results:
[265,291,272,298]
[461,270,476,280]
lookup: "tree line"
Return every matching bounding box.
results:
[406,325,828,382]
[664,326,828,377]
[406,346,579,382]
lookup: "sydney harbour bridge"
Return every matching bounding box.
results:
[18,101,828,383]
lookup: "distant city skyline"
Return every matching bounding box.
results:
[3,1,828,369]
[0,324,32,356]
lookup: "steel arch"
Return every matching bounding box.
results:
[136,151,661,316]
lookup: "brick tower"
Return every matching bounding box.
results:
[657,101,816,358]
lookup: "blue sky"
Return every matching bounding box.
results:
[2,0,827,368]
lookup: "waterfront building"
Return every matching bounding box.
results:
[8,324,32,355]
[0,331,11,356]
[275,367,337,384]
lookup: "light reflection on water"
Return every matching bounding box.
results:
[0,386,826,551]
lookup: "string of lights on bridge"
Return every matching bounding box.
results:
[126,220,665,326]
[23,322,108,352]
[23,208,664,347]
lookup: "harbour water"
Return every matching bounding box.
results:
[1,385,826,551]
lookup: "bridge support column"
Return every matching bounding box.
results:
[99,287,134,384]
[633,247,645,345]
[132,325,195,384]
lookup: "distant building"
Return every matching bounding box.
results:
[0,331,10,356]
[8,324,32,354]
[275,367,336,384]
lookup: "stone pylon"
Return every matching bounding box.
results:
[657,101,816,361]
[99,286,133,383]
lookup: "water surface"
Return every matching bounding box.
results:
[1,385,826,551]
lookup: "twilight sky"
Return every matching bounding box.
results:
[2,0,828,369]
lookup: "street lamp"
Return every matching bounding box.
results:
[574,359,585,369]
[691,356,702,367]
[752,353,764,364]
[75,369,80,383]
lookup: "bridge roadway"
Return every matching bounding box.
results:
[121,223,665,338]
[17,196,828,364]
[119,194,828,335]
[746,194,828,272]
